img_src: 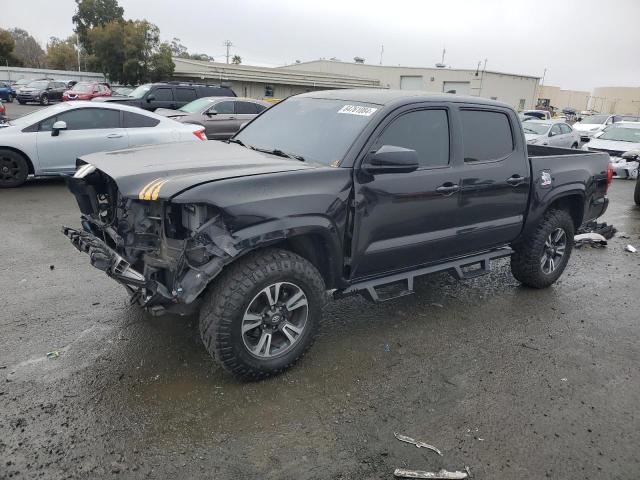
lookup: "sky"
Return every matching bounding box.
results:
[2,0,639,92]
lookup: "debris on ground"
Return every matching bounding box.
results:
[625,245,637,253]
[430,303,444,308]
[49,265,55,270]
[574,232,608,248]
[394,467,469,479]
[576,221,616,239]
[464,466,472,477]
[394,432,443,456]
[46,351,60,359]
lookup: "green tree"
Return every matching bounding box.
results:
[0,29,17,66]
[231,54,241,65]
[46,37,78,71]
[169,37,188,58]
[8,28,45,68]
[89,20,173,85]
[73,0,124,53]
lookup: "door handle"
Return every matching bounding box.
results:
[435,183,460,195]
[506,175,525,186]
[106,133,123,139]
[229,116,236,120]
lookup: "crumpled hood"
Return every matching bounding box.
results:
[79,140,316,200]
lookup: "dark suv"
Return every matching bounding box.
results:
[94,82,236,111]
[16,79,67,105]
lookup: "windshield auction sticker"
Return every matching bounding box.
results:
[338,105,378,116]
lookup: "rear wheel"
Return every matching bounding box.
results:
[199,248,326,380]
[0,149,29,188]
[634,177,640,206]
[511,209,574,288]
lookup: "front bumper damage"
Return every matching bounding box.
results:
[62,171,241,315]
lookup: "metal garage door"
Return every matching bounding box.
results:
[443,81,471,95]
[400,76,424,90]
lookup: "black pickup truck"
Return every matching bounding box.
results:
[63,90,612,379]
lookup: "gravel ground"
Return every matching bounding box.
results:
[1,178,639,480]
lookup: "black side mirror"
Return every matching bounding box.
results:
[146,94,156,102]
[362,145,419,174]
[206,110,217,116]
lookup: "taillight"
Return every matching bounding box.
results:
[0,103,5,114]
[193,129,207,141]
[606,163,613,192]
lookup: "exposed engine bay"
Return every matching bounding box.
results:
[63,167,239,315]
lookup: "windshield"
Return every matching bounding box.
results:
[71,83,94,93]
[579,114,608,125]
[179,97,215,113]
[26,80,49,89]
[127,84,151,99]
[235,97,380,165]
[598,126,640,143]
[522,123,550,135]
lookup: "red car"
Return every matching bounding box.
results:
[62,82,111,101]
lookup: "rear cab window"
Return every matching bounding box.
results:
[460,109,514,162]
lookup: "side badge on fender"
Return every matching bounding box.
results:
[540,170,552,188]
[139,178,168,200]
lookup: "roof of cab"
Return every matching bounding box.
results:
[296,88,511,109]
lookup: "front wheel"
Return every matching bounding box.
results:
[40,95,49,106]
[511,209,575,288]
[0,149,29,188]
[571,142,579,149]
[6,95,13,103]
[199,248,326,380]
[634,177,640,206]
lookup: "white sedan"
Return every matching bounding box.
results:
[0,101,206,187]
[522,120,580,148]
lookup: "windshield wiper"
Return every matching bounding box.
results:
[227,138,247,147]
[254,147,306,162]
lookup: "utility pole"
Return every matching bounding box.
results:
[76,33,81,72]
[379,44,384,65]
[223,40,233,64]
[478,58,487,96]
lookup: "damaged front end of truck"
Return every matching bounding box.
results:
[63,164,240,316]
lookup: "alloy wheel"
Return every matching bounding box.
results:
[0,155,21,183]
[242,281,309,358]
[540,228,567,274]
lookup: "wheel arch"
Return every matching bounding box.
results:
[548,193,585,230]
[0,146,35,175]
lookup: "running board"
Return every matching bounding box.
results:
[337,247,513,302]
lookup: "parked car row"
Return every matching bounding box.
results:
[572,114,640,142]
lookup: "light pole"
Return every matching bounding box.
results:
[76,34,81,72]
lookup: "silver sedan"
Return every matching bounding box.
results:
[522,119,581,148]
[0,101,206,187]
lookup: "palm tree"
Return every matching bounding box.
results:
[231,54,241,65]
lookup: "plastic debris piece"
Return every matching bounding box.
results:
[384,343,391,352]
[430,303,443,308]
[626,245,637,253]
[394,468,468,479]
[49,265,55,270]
[574,232,607,248]
[576,221,616,239]
[46,351,60,359]
[464,466,472,478]
[394,432,443,456]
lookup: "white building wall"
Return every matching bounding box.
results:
[590,87,640,115]
[0,66,105,84]
[281,61,540,110]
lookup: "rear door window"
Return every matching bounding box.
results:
[175,88,197,102]
[153,88,174,101]
[122,111,161,128]
[560,124,572,134]
[236,101,258,114]
[461,110,514,162]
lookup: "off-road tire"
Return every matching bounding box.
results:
[634,177,640,206]
[40,95,49,106]
[511,209,575,288]
[199,248,326,380]
[0,149,29,188]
